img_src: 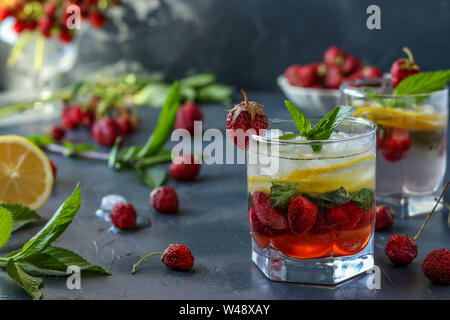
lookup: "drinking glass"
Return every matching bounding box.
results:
[341,79,448,217]
[247,117,376,284]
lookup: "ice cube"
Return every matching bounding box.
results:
[100,194,127,211]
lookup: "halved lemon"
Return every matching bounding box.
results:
[0,135,54,210]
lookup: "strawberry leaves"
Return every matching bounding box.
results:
[283,101,355,152]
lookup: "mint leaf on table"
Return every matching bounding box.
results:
[0,207,13,248]
[138,82,181,158]
[27,135,54,148]
[270,182,299,208]
[138,167,167,189]
[0,204,40,232]
[13,186,82,260]
[310,187,350,208]
[350,188,374,210]
[393,70,450,96]
[6,259,42,300]
[284,100,311,136]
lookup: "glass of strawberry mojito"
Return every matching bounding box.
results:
[341,78,448,217]
[247,117,376,284]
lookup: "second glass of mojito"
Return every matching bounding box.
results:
[247,117,376,284]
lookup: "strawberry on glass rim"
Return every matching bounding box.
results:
[390,47,421,88]
[226,89,268,149]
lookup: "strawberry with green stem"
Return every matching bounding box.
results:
[390,47,421,88]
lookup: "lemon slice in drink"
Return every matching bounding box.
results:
[248,155,375,194]
[0,135,54,210]
[353,106,445,131]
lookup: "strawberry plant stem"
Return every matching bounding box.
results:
[131,252,163,275]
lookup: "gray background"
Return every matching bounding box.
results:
[1,0,450,90]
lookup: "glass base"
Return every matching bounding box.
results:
[252,237,374,285]
[377,194,443,218]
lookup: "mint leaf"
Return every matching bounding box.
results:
[270,182,299,208]
[310,187,350,208]
[14,186,82,260]
[0,207,13,248]
[27,135,54,148]
[135,149,172,169]
[180,73,216,88]
[308,106,355,140]
[108,138,122,170]
[6,259,42,300]
[63,142,98,157]
[138,167,167,189]
[393,70,450,96]
[284,100,311,136]
[138,82,180,158]
[350,188,374,210]
[278,133,299,140]
[0,204,40,232]
[197,84,233,104]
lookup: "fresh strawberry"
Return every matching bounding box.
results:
[324,46,347,67]
[390,47,421,88]
[382,128,412,162]
[226,90,268,149]
[342,55,361,75]
[385,234,418,266]
[361,65,383,79]
[89,11,106,28]
[285,63,318,87]
[61,106,77,129]
[375,205,395,231]
[116,115,135,134]
[169,154,201,181]
[252,192,288,231]
[325,66,344,89]
[327,202,365,230]
[13,19,26,34]
[91,117,121,146]
[0,7,9,22]
[110,203,137,230]
[287,196,317,234]
[59,28,73,43]
[68,105,87,125]
[47,125,65,141]
[174,102,203,134]
[422,249,450,285]
[151,186,179,214]
[249,207,285,237]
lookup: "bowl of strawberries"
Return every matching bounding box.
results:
[278,46,384,115]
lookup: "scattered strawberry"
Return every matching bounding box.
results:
[89,11,106,28]
[174,102,204,134]
[385,235,418,266]
[116,115,135,134]
[375,205,395,231]
[131,244,194,274]
[68,105,87,125]
[48,125,65,141]
[49,159,57,178]
[324,46,347,67]
[169,154,201,181]
[422,249,450,285]
[325,66,344,89]
[110,203,137,230]
[252,192,288,231]
[382,128,412,162]
[151,186,179,214]
[390,47,421,88]
[361,65,383,79]
[91,117,121,146]
[226,90,268,149]
[287,196,317,234]
[327,202,365,230]
[61,106,78,129]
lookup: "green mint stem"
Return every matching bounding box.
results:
[131,252,163,275]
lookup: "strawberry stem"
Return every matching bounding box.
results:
[131,252,163,275]
[413,181,449,241]
[402,47,415,64]
[241,89,249,105]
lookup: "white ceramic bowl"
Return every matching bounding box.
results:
[277,74,340,116]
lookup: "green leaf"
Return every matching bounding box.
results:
[308,106,355,140]
[350,188,374,210]
[284,100,311,136]
[138,82,180,158]
[180,73,217,88]
[27,135,54,148]
[0,207,13,248]
[6,259,42,300]
[311,187,350,208]
[278,133,299,140]
[180,85,197,101]
[108,137,122,170]
[138,167,167,189]
[20,246,110,276]
[393,70,450,96]
[133,82,172,108]
[270,182,299,209]
[196,84,233,104]
[135,149,172,169]
[14,186,82,260]
[0,204,40,232]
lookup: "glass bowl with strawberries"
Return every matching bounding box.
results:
[341,77,448,217]
[247,106,377,284]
